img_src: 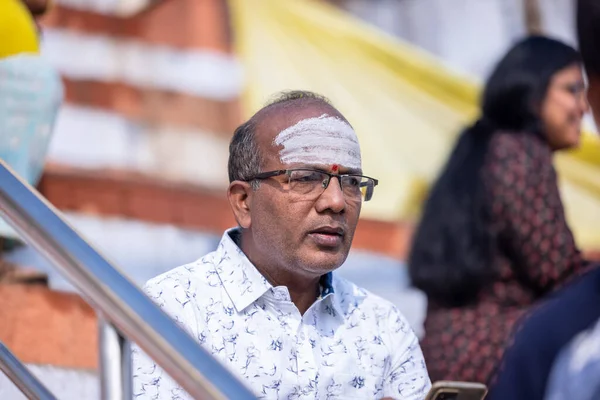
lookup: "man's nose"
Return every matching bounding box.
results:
[316,176,346,213]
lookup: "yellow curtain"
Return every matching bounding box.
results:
[228,0,600,250]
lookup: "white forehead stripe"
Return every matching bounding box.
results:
[273,114,361,169]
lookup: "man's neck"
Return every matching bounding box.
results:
[235,230,322,315]
[259,266,321,315]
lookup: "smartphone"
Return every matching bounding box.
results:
[425,381,488,400]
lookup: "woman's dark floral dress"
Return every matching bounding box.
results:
[420,131,589,384]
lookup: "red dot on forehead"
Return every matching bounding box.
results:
[332,164,339,172]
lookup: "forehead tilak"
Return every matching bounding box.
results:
[272,114,362,170]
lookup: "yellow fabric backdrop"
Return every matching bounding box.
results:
[229,0,600,250]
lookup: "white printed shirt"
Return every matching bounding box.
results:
[133,229,431,399]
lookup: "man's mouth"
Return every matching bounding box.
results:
[308,226,345,247]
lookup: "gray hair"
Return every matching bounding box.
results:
[228,118,262,189]
[227,90,337,189]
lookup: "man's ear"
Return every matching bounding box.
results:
[227,181,253,229]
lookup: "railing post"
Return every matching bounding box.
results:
[99,318,132,400]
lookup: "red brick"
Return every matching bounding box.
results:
[0,284,97,369]
[62,79,242,134]
[41,0,232,53]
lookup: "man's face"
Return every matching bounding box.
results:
[241,105,362,279]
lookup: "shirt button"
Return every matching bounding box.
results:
[299,332,306,341]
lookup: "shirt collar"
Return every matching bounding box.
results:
[319,271,334,298]
[213,228,272,313]
[215,228,337,313]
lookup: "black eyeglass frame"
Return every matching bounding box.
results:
[245,168,379,202]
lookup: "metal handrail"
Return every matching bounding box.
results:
[0,342,57,400]
[0,160,256,400]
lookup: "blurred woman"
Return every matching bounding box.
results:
[408,36,592,384]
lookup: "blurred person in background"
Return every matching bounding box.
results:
[0,0,63,283]
[488,2,600,399]
[408,35,592,384]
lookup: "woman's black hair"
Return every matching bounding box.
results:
[408,36,581,307]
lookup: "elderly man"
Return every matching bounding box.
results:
[133,91,430,399]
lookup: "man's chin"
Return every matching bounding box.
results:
[301,251,348,275]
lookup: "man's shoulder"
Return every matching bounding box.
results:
[332,275,420,358]
[144,251,217,294]
[332,274,403,318]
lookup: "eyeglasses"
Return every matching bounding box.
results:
[246,169,379,202]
